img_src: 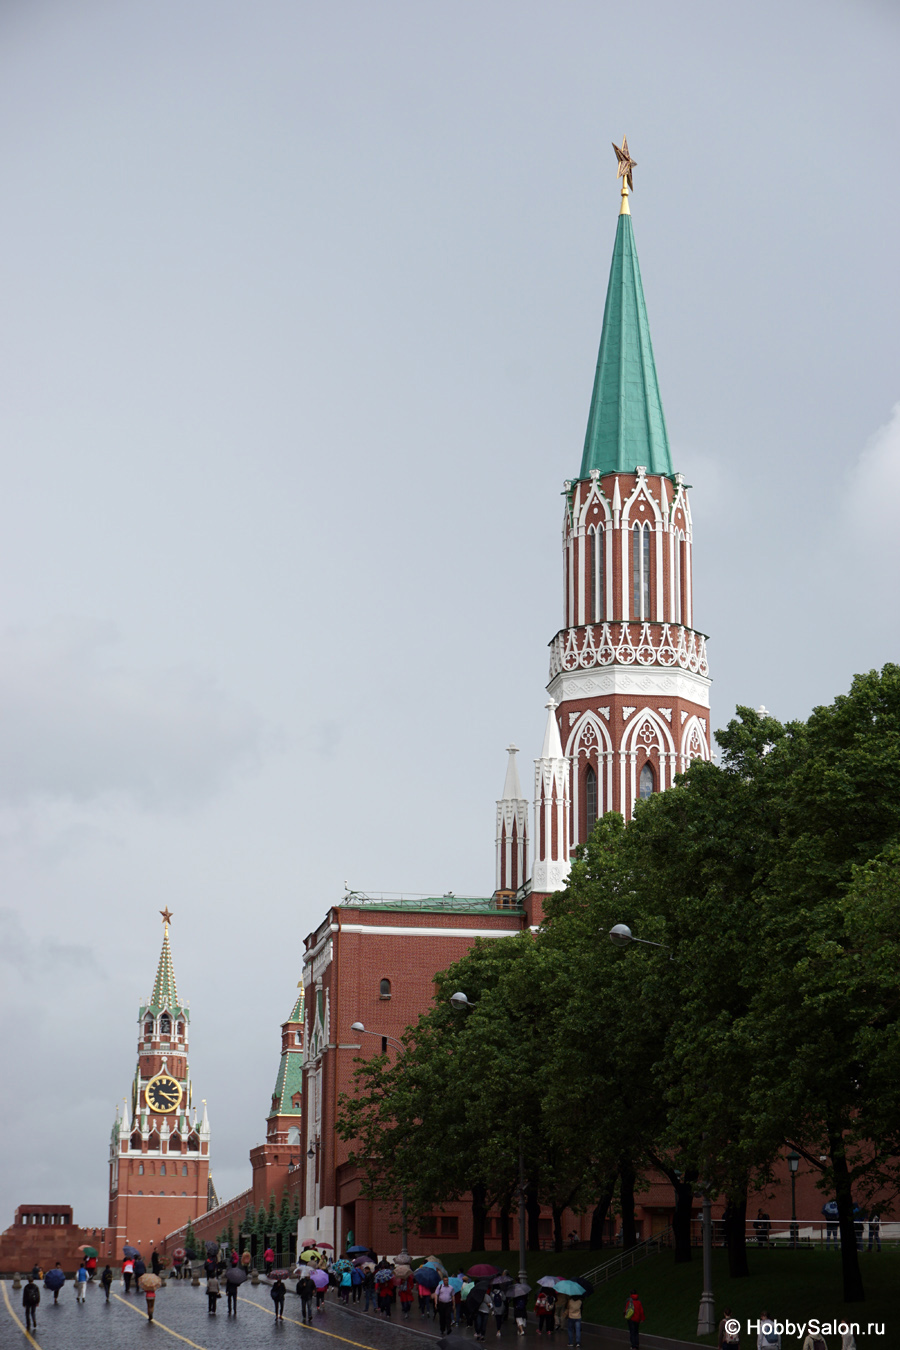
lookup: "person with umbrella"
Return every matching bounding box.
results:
[271,1274,287,1320]
[398,1270,415,1318]
[311,1265,330,1311]
[475,1282,494,1342]
[101,1265,114,1302]
[44,1263,65,1303]
[565,1293,582,1346]
[296,1269,315,1323]
[172,1247,185,1279]
[351,1261,363,1302]
[491,1282,509,1338]
[507,1283,531,1336]
[22,1275,40,1331]
[225,1263,247,1315]
[534,1285,555,1335]
[140,1272,162,1322]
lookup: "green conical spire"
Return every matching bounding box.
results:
[147,923,181,1015]
[579,211,672,480]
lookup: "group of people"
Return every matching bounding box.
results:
[20,1258,146,1329]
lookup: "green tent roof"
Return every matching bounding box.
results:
[269,1046,303,1117]
[143,925,186,1018]
[579,211,672,480]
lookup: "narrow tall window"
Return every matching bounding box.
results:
[379,978,391,998]
[633,525,651,619]
[160,1163,166,1176]
[674,534,682,624]
[160,1014,171,1036]
[589,530,597,621]
[597,528,605,620]
[639,762,655,799]
[144,1020,153,1038]
[585,766,598,831]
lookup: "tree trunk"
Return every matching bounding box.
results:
[619,1161,637,1250]
[829,1122,865,1303]
[589,1175,617,1251]
[499,1201,511,1252]
[552,1204,563,1252]
[723,1188,749,1278]
[526,1181,541,1252]
[671,1174,695,1263]
[471,1183,488,1252]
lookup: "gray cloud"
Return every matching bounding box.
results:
[0,619,261,809]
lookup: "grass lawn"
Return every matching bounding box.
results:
[431,1247,900,1346]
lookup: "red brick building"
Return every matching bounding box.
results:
[0,1206,107,1277]
[107,917,211,1261]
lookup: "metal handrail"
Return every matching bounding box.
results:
[578,1227,673,1285]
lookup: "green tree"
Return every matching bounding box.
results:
[184,1217,198,1258]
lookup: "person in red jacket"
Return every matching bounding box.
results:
[624,1289,645,1349]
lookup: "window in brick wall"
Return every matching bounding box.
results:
[379,978,391,999]
[439,1216,458,1238]
[418,1216,438,1235]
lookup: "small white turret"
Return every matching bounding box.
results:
[532,700,571,894]
[495,745,529,894]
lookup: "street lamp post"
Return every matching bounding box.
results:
[350,1021,410,1261]
[788,1151,800,1248]
[452,991,528,1285]
[609,924,708,1330]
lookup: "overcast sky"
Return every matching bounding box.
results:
[1,0,898,1225]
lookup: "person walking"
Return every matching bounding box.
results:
[340,1267,352,1303]
[101,1265,114,1302]
[22,1277,40,1331]
[566,1296,582,1347]
[378,1274,396,1318]
[351,1263,363,1302]
[226,1277,240,1316]
[868,1213,881,1252]
[134,1256,147,1290]
[363,1267,376,1313]
[271,1277,287,1321]
[491,1285,508,1339]
[624,1290,645,1349]
[801,1332,828,1350]
[398,1273,415,1318]
[151,1249,161,1276]
[475,1286,493,1342]
[719,1306,740,1347]
[513,1292,528,1336]
[418,1278,433,1318]
[144,1282,158,1323]
[75,1261,89,1302]
[822,1201,839,1249]
[207,1274,220,1313]
[122,1257,134,1293]
[264,1245,275,1276]
[757,1311,781,1349]
[535,1288,555,1336]
[434,1276,455,1334]
[555,1292,569,1336]
[297,1273,315,1323]
[86,1254,98,1281]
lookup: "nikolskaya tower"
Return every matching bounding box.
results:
[497,140,712,909]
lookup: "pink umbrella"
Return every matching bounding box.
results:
[310,1268,330,1289]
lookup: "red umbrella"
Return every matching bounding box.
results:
[172,1248,186,1260]
[468,1264,499,1279]
[316,1242,334,1250]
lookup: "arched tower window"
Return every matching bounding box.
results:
[632,524,651,620]
[585,765,598,833]
[182,1163,188,1176]
[177,1022,184,1038]
[144,1020,153,1038]
[288,1126,301,1146]
[638,762,655,800]
[160,1163,166,1176]
[160,1014,171,1036]
[379,978,391,999]
[588,527,605,622]
[138,1163,144,1175]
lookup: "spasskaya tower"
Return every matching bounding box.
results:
[107,913,211,1262]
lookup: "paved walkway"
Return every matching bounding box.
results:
[0,1278,703,1350]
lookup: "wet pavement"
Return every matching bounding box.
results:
[1,1278,685,1350]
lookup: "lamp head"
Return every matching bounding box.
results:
[787,1150,800,1173]
[350,1021,365,1034]
[449,991,472,1011]
[609,924,633,947]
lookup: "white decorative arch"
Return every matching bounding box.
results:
[680,715,710,771]
[620,707,677,819]
[566,712,613,841]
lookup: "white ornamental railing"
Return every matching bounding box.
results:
[549,622,709,679]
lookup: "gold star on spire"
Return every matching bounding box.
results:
[612,136,636,214]
[160,907,173,926]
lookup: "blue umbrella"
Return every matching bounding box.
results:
[123,1245,139,1258]
[375,1268,395,1285]
[554,1281,588,1297]
[449,1275,464,1292]
[347,1245,369,1254]
[44,1270,65,1291]
[415,1265,440,1291]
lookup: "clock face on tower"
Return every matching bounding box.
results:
[145,1072,183,1113]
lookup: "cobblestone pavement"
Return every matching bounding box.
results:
[2,1279,644,1350]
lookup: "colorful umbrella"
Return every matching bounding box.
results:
[310,1268,330,1289]
[553,1280,588,1297]
[375,1268,395,1284]
[537,1276,560,1288]
[271,1268,293,1280]
[77,1245,98,1257]
[139,1273,162,1292]
[172,1248,186,1260]
[334,1258,352,1274]
[467,1264,498,1279]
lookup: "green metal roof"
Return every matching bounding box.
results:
[143,926,186,1017]
[579,212,673,480]
[286,989,304,1024]
[269,1047,303,1117]
[340,894,523,914]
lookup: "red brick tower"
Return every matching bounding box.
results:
[528,155,711,918]
[107,914,210,1261]
[250,989,304,1211]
